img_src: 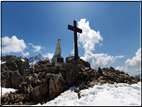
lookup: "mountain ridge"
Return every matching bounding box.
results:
[29,53,49,66]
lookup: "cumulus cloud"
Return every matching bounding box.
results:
[78,19,124,70]
[78,19,103,52]
[78,18,140,76]
[21,52,30,57]
[81,51,124,70]
[28,43,44,52]
[124,48,141,76]
[115,48,141,76]
[2,36,29,56]
[43,53,54,61]
[115,66,124,71]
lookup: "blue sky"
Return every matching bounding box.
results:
[1,2,141,76]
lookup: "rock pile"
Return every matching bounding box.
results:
[1,55,140,105]
[86,67,140,89]
[1,55,29,88]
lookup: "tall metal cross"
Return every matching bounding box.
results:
[68,20,82,60]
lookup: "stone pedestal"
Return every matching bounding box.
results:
[51,57,64,64]
[66,56,75,63]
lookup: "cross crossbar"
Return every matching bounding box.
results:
[68,25,82,33]
[68,20,82,60]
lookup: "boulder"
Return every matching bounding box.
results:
[74,88,80,93]
[2,55,29,75]
[1,72,11,87]
[37,60,50,65]
[49,73,65,100]
[1,71,23,88]
[98,67,102,75]
[79,59,90,68]
[10,71,23,89]
[1,55,29,88]
[66,70,76,86]
[66,56,75,63]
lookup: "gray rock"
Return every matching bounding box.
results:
[49,73,65,100]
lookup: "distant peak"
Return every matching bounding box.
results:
[29,53,49,66]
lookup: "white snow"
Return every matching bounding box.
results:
[29,61,37,66]
[36,82,141,106]
[0,86,17,97]
[0,87,17,105]
[0,82,141,106]
[21,58,25,62]
[29,53,47,66]
[1,61,6,64]
[0,59,6,64]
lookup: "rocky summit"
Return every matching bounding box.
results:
[1,55,140,105]
[1,55,29,88]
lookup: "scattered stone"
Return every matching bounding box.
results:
[74,88,80,93]
[77,92,81,99]
[98,67,102,75]
[85,67,90,71]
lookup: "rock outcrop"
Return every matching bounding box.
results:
[1,55,29,88]
[1,55,140,105]
[87,67,140,89]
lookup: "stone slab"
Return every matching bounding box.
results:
[51,57,64,64]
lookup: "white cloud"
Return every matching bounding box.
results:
[2,36,29,56]
[115,66,124,71]
[78,19,124,70]
[43,53,54,61]
[28,43,44,52]
[21,51,30,56]
[70,43,75,55]
[78,18,103,52]
[115,48,141,76]
[70,49,74,55]
[81,51,124,70]
[124,48,141,76]
[78,18,140,76]
[115,55,125,59]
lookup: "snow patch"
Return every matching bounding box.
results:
[36,82,141,106]
[21,58,25,62]
[2,61,6,64]
[29,53,49,66]
[0,82,141,106]
[0,60,6,64]
[0,86,17,97]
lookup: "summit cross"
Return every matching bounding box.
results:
[68,20,82,60]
